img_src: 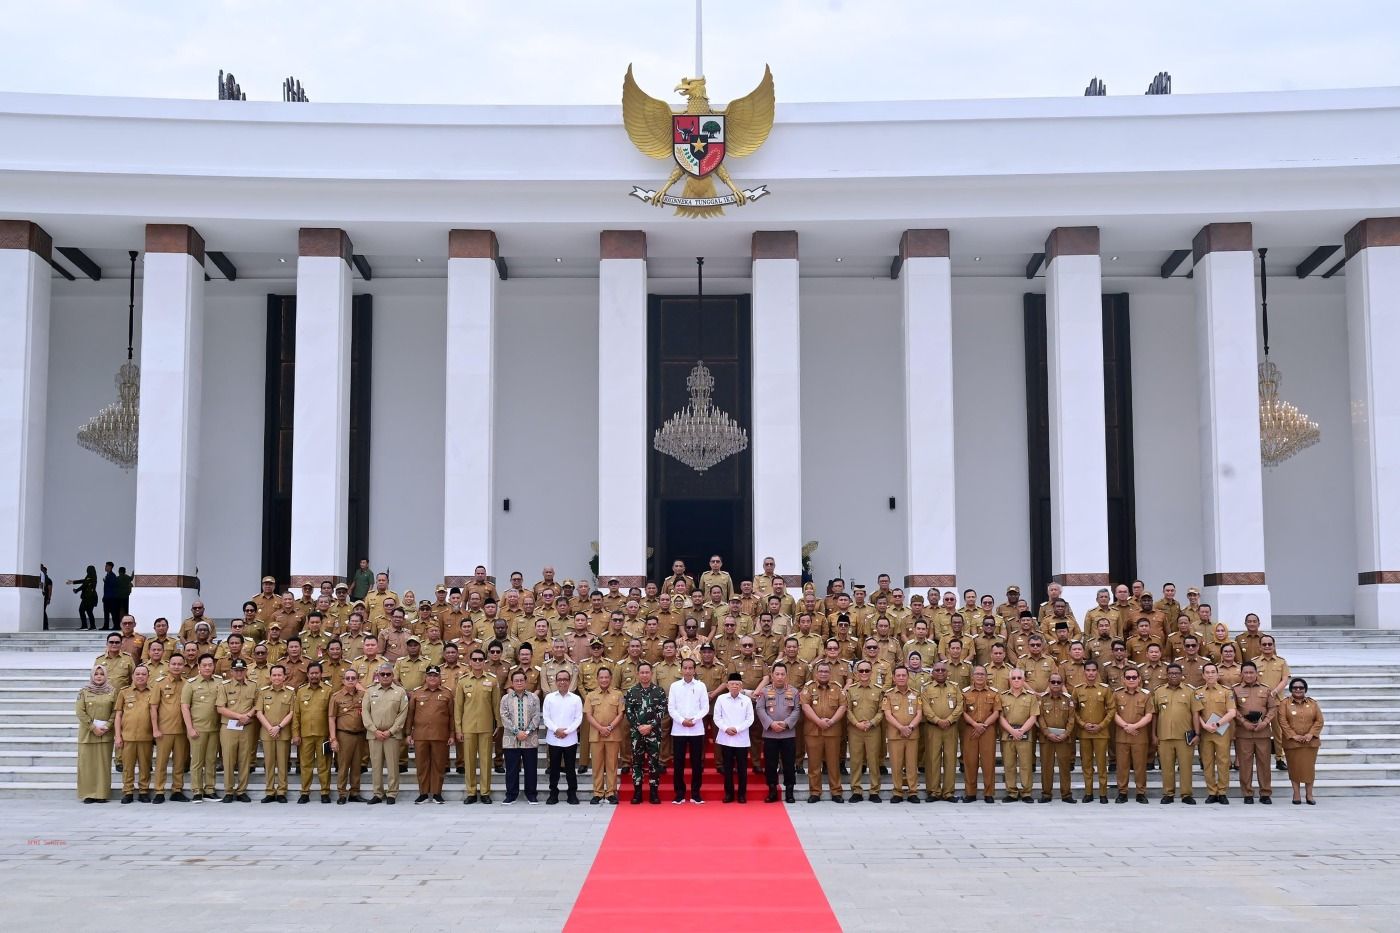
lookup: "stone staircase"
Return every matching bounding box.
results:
[1,629,1397,797]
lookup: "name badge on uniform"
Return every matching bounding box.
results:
[907,701,915,716]
[948,698,956,709]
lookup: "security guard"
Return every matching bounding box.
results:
[292,662,335,803]
[215,659,260,802]
[919,662,964,802]
[255,664,296,803]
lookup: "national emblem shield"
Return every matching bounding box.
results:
[673,114,726,177]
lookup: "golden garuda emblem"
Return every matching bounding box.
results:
[622,64,774,218]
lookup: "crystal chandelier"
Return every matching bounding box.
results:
[653,258,748,473]
[77,251,140,471]
[1256,247,1319,467]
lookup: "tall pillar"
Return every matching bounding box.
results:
[1193,223,1272,628]
[898,230,956,593]
[1346,217,1400,629]
[444,230,498,588]
[1044,227,1109,617]
[289,228,354,588]
[597,231,647,588]
[130,225,206,627]
[751,231,802,585]
[0,221,52,631]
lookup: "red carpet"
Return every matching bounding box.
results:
[565,748,841,932]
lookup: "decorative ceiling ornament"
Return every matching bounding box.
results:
[1256,247,1319,467]
[652,258,748,473]
[77,250,140,471]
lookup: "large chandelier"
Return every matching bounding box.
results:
[77,250,140,471]
[652,257,748,473]
[1256,247,1319,467]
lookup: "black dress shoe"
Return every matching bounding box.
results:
[1160,796,1174,804]
[297,794,310,804]
[367,796,382,805]
[590,795,602,805]
[1063,796,1077,804]
[463,794,478,804]
[1205,794,1218,804]
[479,795,491,805]
[1182,796,1196,805]
[808,795,821,804]
[567,794,580,805]
[385,797,396,805]
[1001,795,1015,803]
[276,795,288,803]
[337,797,347,805]
[908,796,921,805]
[494,765,505,774]
[1276,760,1287,771]
[607,795,618,805]
[890,795,903,803]
[152,794,165,804]
[925,795,939,803]
[546,793,559,805]
[849,793,864,802]
[1040,795,1052,803]
[222,794,235,803]
[1081,793,1094,803]
[1260,796,1273,805]
[261,795,276,804]
[984,797,995,804]
[869,793,882,803]
[722,793,735,803]
[1100,795,1109,804]
[1219,796,1230,805]
[963,795,977,804]
[576,766,588,775]
[321,794,331,804]
[120,795,134,804]
[348,795,365,803]
[236,793,251,803]
[1243,796,1255,804]
[766,789,779,803]
[737,792,747,803]
[831,794,844,803]
[1115,794,1128,804]
[784,791,796,804]
[169,792,189,802]
[137,792,151,802]
[1136,794,1148,804]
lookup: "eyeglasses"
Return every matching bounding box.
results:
[1123,674,1139,680]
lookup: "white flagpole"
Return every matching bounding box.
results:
[695,0,704,78]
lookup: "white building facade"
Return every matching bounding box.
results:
[2,86,1399,628]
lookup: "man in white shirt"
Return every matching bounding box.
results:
[713,672,755,803]
[668,658,711,804]
[542,669,583,805]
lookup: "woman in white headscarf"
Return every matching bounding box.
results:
[76,665,116,802]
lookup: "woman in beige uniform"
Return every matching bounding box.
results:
[1280,677,1324,805]
[75,666,117,802]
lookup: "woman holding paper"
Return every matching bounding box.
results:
[75,666,117,802]
[1281,677,1325,805]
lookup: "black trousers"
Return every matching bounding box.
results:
[764,736,796,791]
[547,745,578,795]
[672,734,705,799]
[720,745,749,797]
[504,747,538,801]
[101,598,117,629]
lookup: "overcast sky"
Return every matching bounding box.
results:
[2,0,1397,105]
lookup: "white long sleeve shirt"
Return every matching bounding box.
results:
[541,690,583,747]
[667,677,710,737]
[713,691,755,747]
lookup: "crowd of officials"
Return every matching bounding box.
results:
[75,559,1327,809]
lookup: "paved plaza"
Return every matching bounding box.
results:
[4,796,1399,931]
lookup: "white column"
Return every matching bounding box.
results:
[899,230,956,594]
[0,221,51,631]
[597,230,648,588]
[1044,227,1109,618]
[130,225,206,627]
[751,231,802,585]
[1193,223,1272,628]
[290,228,354,588]
[1345,217,1400,629]
[444,230,498,588]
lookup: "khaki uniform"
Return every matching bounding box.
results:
[1280,697,1324,784]
[455,673,501,797]
[982,662,1011,693]
[94,652,135,694]
[394,655,431,693]
[1019,655,1057,695]
[329,687,367,797]
[115,684,155,795]
[1037,692,1077,799]
[1073,683,1116,797]
[257,685,296,796]
[882,687,922,797]
[407,685,454,796]
[151,674,189,796]
[920,682,964,800]
[1197,683,1235,797]
[1254,655,1292,764]
[584,688,624,797]
[801,682,845,797]
[998,690,1040,799]
[844,683,885,795]
[1113,687,1153,795]
[292,682,334,797]
[180,675,223,796]
[961,685,1000,799]
[1232,682,1278,797]
[362,682,409,799]
[1153,684,1203,798]
[216,678,261,796]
